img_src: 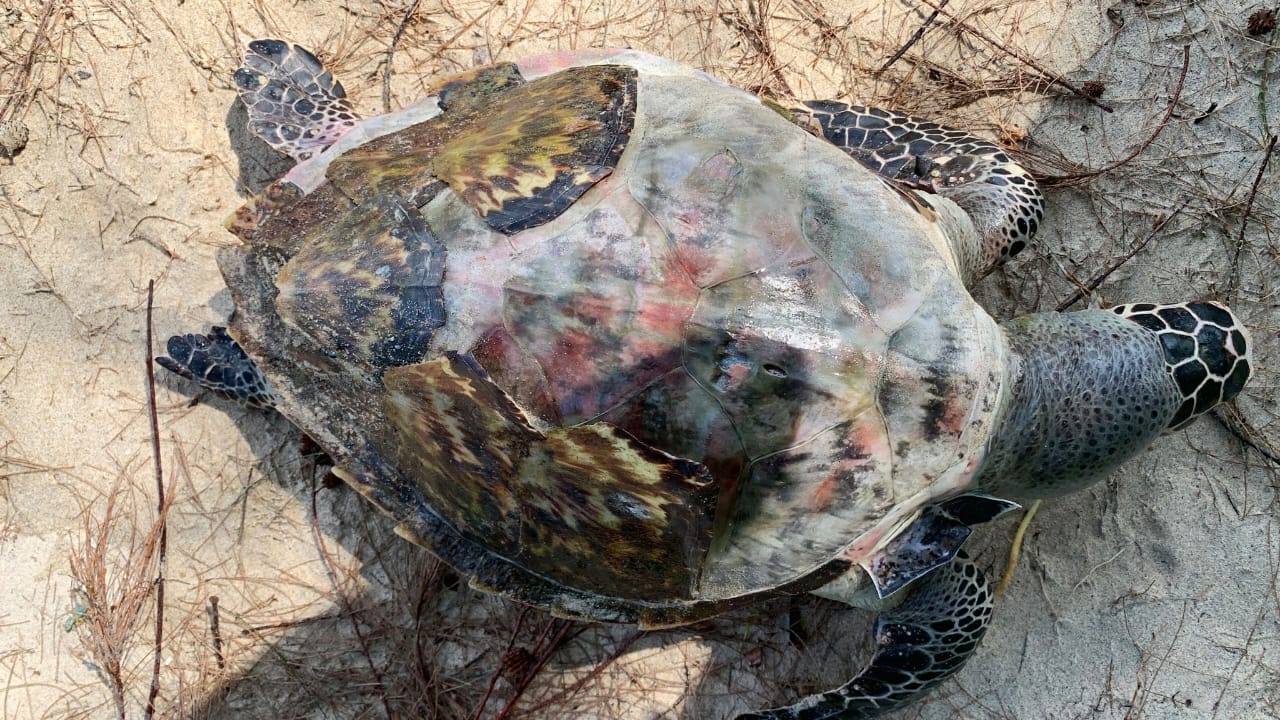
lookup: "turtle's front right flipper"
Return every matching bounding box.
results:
[233,39,360,161]
[156,326,279,409]
[789,100,1042,274]
[739,555,993,720]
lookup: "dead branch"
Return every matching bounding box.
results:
[382,0,423,113]
[144,280,168,720]
[879,0,949,73]
[1055,199,1191,311]
[1225,134,1277,303]
[917,0,1114,112]
[1042,46,1190,187]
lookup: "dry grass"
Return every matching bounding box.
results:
[67,476,172,720]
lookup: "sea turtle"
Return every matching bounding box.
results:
[158,40,1254,718]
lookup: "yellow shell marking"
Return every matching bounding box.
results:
[381,354,717,600]
[319,63,634,234]
[431,64,637,234]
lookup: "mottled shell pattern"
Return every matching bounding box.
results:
[220,50,1006,626]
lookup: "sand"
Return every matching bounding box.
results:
[0,0,1276,718]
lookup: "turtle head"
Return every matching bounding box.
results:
[976,302,1253,499]
[1109,301,1253,430]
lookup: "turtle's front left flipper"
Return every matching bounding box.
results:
[739,554,992,720]
[788,100,1042,274]
[233,39,360,161]
[156,326,279,409]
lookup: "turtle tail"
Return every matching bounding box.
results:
[738,554,992,720]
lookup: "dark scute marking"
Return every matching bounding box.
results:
[291,43,325,71]
[1158,306,1196,332]
[275,194,447,369]
[437,62,526,112]
[233,67,259,91]
[857,113,890,129]
[380,355,719,601]
[877,155,910,178]
[936,495,1019,525]
[1132,303,1157,312]
[832,110,860,128]
[1173,361,1207,397]
[248,38,289,58]
[1188,301,1234,327]
[1128,313,1166,332]
[368,206,449,367]
[433,64,637,235]
[1193,378,1223,415]
[262,80,284,102]
[1159,331,1196,364]
[907,138,937,156]
[1230,329,1247,356]
[865,129,895,150]
[484,172,590,234]
[867,506,972,598]
[803,99,847,114]
[155,327,276,408]
[1197,325,1231,375]
[1223,360,1250,401]
[294,98,315,115]
[1009,240,1026,256]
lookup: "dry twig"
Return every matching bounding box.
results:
[144,280,169,720]
[879,0,948,73]
[1055,199,1191,311]
[1043,46,1191,186]
[382,0,423,113]
[1224,134,1277,303]
[917,0,1114,112]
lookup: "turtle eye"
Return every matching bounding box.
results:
[762,363,788,378]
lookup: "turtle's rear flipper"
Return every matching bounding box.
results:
[739,554,992,720]
[156,327,279,409]
[233,39,359,161]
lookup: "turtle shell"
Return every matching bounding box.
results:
[219,50,1006,627]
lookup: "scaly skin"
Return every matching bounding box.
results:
[978,303,1253,499]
